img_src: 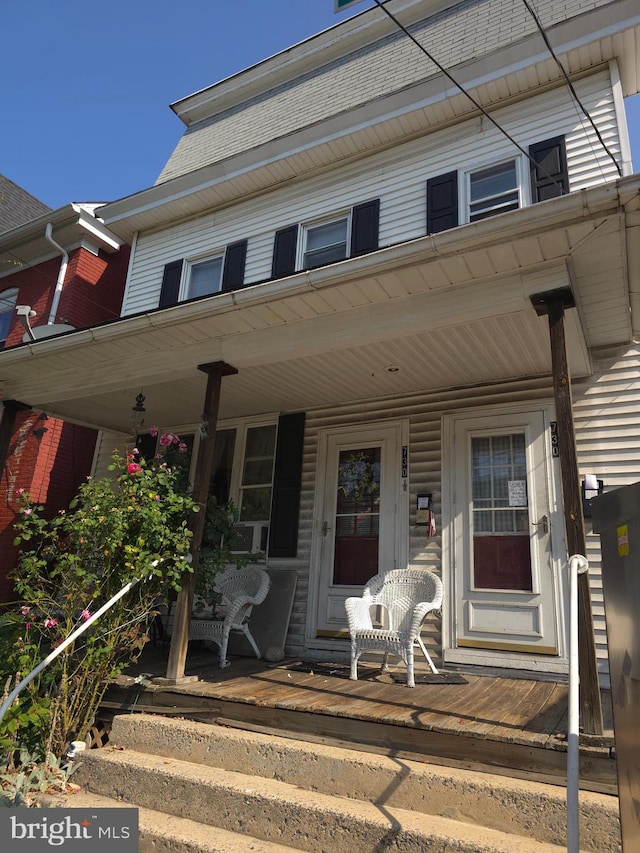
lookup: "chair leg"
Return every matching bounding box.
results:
[219,627,231,668]
[244,626,262,660]
[406,645,415,688]
[416,634,439,674]
[350,643,359,681]
[381,652,390,673]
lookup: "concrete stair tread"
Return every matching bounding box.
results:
[48,790,302,853]
[76,747,577,852]
[100,713,619,852]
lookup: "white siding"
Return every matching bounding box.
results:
[122,71,620,317]
[574,346,640,679]
[159,0,612,183]
[287,374,554,660]
[282,354,633,674]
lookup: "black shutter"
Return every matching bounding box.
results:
[268,412,305,558]
[426,171,459,234]
[350,198,380,257]
[271,225,298,279]
[529,136,568,203]
[222,239,248,291]
[159,260,183,308]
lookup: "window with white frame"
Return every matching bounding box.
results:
[0,288,18,347]
[466,158,525,223]
[207,420,277,554]
[302,215,349,270]
[185,254,224,300]
[236,423,277,552]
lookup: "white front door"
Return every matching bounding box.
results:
[448,407,563,662]
[313,421,406,638]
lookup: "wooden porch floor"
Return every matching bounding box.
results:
[101,644,616,795]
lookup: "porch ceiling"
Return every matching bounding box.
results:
[0,184,634,434]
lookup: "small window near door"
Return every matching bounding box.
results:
[236,423,277,552]
[0,287,18,347]
[472,433,532,591]
[333,447,381,585]
[468,160,521,222]
[303,217,349,269]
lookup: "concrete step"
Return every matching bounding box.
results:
[47,790,302,853]
[70,746,572,853]
[94,712,620,853]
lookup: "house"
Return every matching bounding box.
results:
[0,0,638,731]
[0,198,129,602]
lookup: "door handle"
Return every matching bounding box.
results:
[322,521,331,537]
[533,514,549,534]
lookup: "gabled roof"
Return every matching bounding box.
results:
[0,174,51,235]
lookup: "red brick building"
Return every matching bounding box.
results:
[0,197,128,602]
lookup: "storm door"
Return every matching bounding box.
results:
[452,409,560,655]
[314,422,405,637]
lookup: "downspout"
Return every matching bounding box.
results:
[44,223,69,325]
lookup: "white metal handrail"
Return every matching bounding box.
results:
[0,576,143,730]
[567,553,589,853]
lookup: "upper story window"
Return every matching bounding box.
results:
[185,255,224,299]
[302,216,349,269]
[0,288,18,347]
[467,159,522,222]
[158,239,247,309]
[272,199,380,280]
[426,136,569,236]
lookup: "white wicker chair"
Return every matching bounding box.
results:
[189,566,270,668]
[345,568,443,687]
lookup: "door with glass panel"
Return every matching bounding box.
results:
[453,409,559,654]
[315,422,402,637]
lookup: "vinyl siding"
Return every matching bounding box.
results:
[123,71,620,317]
[90,350,637,678]
[290,374,555,662]
[574,346,640,681]
[159,0,613,183]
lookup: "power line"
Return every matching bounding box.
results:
[372,0,568,196]
[522,0,622,178]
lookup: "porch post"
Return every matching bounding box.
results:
[164,361,237,683]
[531,288,603,735]
[0,400,31,478]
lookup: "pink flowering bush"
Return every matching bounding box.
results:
[0,442,198,757]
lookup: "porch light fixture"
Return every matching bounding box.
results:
[32,412,49,440]
[132,393,146,413]
[582,474,604,519]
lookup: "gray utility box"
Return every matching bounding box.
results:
[591,482,640,852]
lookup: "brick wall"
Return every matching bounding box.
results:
[57,245,130,328]
[0,411,97,604]
[0,243,129,603]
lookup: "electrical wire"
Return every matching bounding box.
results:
[522,0,622,178]
[371,0,567,195]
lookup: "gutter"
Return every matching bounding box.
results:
[44,223,69,325]
[0,175,635,365]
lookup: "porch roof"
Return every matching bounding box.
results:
[0,177,638,434]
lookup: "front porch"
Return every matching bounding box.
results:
[99,643,616,796]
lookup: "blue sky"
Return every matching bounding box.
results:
[2,0,638,210]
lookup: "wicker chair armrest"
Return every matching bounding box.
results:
[408,600,440,639]
[344,596,374,632]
